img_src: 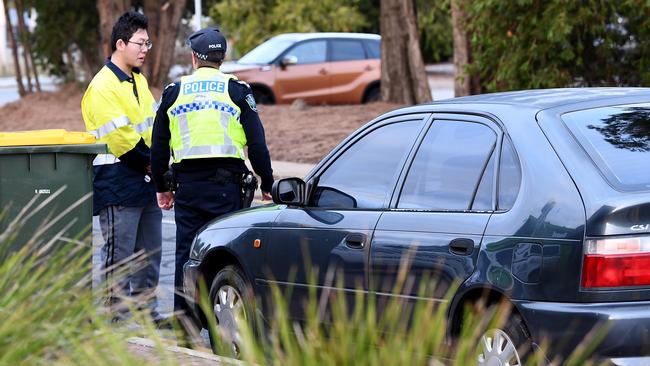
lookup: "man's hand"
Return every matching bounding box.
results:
[261,191,272,201]
[157,191,174,210]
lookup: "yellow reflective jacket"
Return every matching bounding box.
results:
[81,63,158,213]
[166,67,247,163]
[81,65,157,159]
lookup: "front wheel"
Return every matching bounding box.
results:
[208,265,255,357]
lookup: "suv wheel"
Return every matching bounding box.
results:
[208,265,254,357]
[252,88,275,105]
[363,84,380,103]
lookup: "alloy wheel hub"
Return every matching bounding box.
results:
[214,284,246,353]
[477,329,522,366]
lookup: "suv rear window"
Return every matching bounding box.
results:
[364,40,380,59]
[330,40,366,62]
[562,103,650,191]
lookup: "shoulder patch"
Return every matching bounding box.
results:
[245,94,257,113]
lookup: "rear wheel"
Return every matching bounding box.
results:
[363,84,381,103]
[476,312,532,366]
[208,265,254,357]
[252,87,275,105]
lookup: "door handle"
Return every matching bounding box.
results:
[449,238,474,256]
[318,68,328,75]
[345,233,366,249]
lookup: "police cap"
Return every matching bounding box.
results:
[187,27,227,62]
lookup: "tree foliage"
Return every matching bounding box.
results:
[416,0,452,63]
[208,0,451,63]
[208,0,368,56]
[30,0,102,82]
[465,0,650,92]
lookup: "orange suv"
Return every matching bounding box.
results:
[220,33,381,105]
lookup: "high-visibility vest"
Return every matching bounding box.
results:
[166,67,247,163]
[81,66,157,163]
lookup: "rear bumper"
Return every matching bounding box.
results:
[514,300,650,361]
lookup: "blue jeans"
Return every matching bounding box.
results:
[98,202,162,313]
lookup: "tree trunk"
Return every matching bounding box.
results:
[14,0,35,93]
[451,0,479,96]
[29,47,41,92]
[380,0,431,104]
[3,1,26,97]
[96,0,131,59]
[142,0,187,88]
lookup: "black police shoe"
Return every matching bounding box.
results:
[150,311,174,330]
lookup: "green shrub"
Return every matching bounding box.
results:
[466,0,650,92]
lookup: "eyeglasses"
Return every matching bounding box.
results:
[128,40,153,50]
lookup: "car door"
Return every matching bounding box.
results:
[370,115,501,306]
[274,39,330,103]
[328,38,377,104]
[261,114,430,321]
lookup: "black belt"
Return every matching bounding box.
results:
[206,168,240,185]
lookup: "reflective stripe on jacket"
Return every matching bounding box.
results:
[167,68,247,163]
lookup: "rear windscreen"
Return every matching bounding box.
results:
[562,103,650,191]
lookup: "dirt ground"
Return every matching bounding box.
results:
[0,84,401,164]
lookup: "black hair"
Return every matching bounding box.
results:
[110,11,148,52]
[194,57,223,69]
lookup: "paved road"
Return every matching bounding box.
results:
[0,76,57,107]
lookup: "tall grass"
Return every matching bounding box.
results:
[0,193,175,366]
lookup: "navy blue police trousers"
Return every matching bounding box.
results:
[173,180,241,315]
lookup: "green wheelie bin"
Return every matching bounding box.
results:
[0,129,106,255]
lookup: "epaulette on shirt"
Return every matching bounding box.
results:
[234,80,250,89]
[164,82,177,90]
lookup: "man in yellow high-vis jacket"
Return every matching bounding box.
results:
[151,27,274,324]
[81,11,163,323]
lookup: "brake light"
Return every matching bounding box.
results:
[582,236,650,288]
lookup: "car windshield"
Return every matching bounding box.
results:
[238,37,297,65]
[562,103,650,191]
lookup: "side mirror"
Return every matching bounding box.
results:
[272,177,306,206]
[280,55,298,69]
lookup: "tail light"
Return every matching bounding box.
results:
[582,235,650,288]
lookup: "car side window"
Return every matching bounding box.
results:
[397,120,497,210]
[472,150,495,211]
[310,120,423,209]
[286,40,327,64]
[330,40,366,62]
[498,138,521,210]
[364,40,380,59]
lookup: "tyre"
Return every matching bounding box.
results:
[207,265,255,357]
[476,312,532,366]
[363,84,380,103]
[252,87,275,105]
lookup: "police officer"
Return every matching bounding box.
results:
[81,11,163,321]
[150,27,274,320]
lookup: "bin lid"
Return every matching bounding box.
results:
[0,129,95,146]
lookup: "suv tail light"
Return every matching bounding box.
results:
[582,236,650,288]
